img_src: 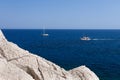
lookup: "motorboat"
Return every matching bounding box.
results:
[80,36,91,41]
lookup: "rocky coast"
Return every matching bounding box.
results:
[0,30,99,80]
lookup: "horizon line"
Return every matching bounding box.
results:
[2,28,120,30]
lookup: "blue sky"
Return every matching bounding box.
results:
[0,0,120,29]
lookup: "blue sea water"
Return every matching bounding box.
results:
[2,29,120,80]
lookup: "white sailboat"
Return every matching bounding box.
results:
[42,27,49,36]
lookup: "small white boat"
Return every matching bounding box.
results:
[80,36,91,41]
[42,33,49,36]
[42,26,49,36]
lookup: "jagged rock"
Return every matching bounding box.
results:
[69,66,99,80]
[0,58,34,80]
[0,29,99,80]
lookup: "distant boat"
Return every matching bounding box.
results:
[80,36,91,41]
[42,27,49,36]
[42,33,49,36]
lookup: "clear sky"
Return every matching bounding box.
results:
[0,0,120,29]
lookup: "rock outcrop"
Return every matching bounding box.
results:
[0,29,99,80]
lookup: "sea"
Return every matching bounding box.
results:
[2,29,120,80]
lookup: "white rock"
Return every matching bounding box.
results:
[0,58,34,80]
[0,29,99,80]
[69,66,99,80]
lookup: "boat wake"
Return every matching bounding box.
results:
[92,39,119,40]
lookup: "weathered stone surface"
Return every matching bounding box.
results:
[69,66,99,80]
[0,29,99,80]
[0,58,34,80]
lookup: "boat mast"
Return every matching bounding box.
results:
[43,26,45,34]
